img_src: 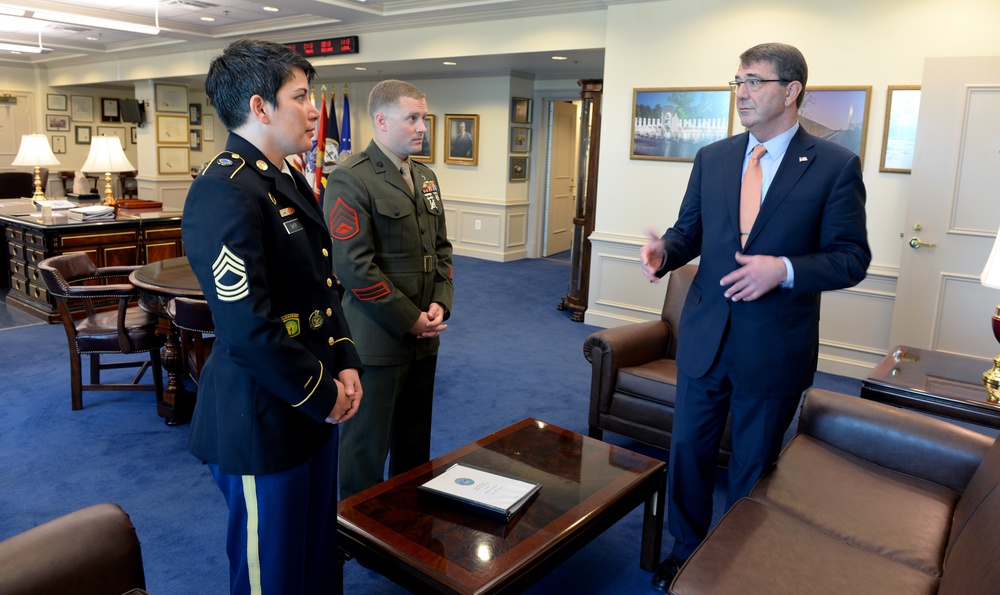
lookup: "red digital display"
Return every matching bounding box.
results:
[287,36,359,58]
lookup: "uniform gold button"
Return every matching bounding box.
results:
[328,337,335,346]
[322,248,329,257]
[326,278,333,287]
[326,308,332,316]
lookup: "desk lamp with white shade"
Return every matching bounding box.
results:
[982,225,1000,403]
[81,135,134,207]
[11,134,61,202]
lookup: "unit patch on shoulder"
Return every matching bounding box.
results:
[211,245,250,302]
[329,197,359,241]
[281,313,300,337]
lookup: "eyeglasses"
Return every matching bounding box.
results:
[729,79,789,92]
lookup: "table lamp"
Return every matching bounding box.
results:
[81,135,134,207]
[10,134,61,202]
[982,225,1000,403]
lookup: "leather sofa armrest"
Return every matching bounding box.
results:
[798,389,994,493]
[0,504,146,595]
[583,320,670,370]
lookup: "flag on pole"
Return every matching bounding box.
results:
[312,86,328,201]
[339,85,352,161]
[321,85,341,194]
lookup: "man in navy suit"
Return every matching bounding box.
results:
[641,43,871,591]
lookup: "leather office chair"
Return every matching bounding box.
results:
[584,264,733,466]
[37,253,165,411]
[118,170,138,198]
[0,172,34,199]
[168,296,214,384]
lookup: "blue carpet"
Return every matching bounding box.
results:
[0,255,862,594]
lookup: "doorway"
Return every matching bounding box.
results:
[541,99,581,258]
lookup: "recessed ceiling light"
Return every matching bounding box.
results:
[442,61,456,66]
[200,16,215,22]
[263,6,279,12]
[551,56,568,60]
[86,36,98,41]
[354,66,367,71]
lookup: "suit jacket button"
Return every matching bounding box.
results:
[327,278,333,287]
[322,248,329,257]
[394,208,400,216]
[326,308,333,316]
[328,337,335,346]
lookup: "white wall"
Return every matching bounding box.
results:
[587,0,1000,377]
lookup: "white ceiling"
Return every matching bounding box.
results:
[0,0,618,85]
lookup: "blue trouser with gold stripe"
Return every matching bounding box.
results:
[209,431,341,595]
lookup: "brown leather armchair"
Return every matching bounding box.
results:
[38,253,165,411]
[0,503,147,595]
[168,296,215,384]
[584,265,732,465]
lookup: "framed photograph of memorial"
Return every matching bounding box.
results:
[47,93,67,111]
[411,114,435,163]
[101,98,120,122]
[51,135,66,154]
[71,95,94,122]
[202,114,215,141]
[511,97,531,123]
[75,125,91,145]
[190,128,202,151]
[46,114,70,131]
[798,86,872,166]
[158,146,190,175]
[157,114,189,144]
[189,103,202,125]
[155,83,188,113]
[97,126,126,148]
[131,126,137,145]
[879,85,921,174]
[509,155,528,182]
[510,126,531,153]
[444,114,478,166]
[630,87,734,162]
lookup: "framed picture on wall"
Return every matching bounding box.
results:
[511,97,531,123]
[71,95,94,122]
[47,94,67,111]
[630,87,734,162]
[155,83,188,113]
[96,126,126,148]
[444,114,478,166]
[46,114,70,131]
[51,135,67,154]
[880,85,921,173]
[189,103,202,125]
[190,128,202,151]
[510,126,531,153]
[131,126,138,145]
[75,125,91,145]
[509,155,528,182]
[202,114,215,141]
[411,114,435,163]
[157,114,189,144]
[101,98,120,122]
[798,86,872,166]
[158,146,190,175]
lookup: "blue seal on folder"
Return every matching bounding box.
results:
[455,477,474,486]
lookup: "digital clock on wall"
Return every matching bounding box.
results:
[287,36,360,58]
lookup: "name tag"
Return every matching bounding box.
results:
[283,218,304,234]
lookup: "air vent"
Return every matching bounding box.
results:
[164,0,220,9]
[48,25,90,33]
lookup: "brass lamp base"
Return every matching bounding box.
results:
[985,306,1000,404]
[100,171,117,207]
[31,165,47,202]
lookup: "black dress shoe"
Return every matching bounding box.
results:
[651,555,684,593]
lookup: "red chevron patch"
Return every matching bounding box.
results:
[352,282,391,301]
[329,197,359,240]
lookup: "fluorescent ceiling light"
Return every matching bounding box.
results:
[0,6,26,17]
[0,15,45,32]
[32,10,160,35]
[0,41,49,53]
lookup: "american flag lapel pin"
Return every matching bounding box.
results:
[799,156,808,162]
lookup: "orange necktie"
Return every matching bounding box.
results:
[739,144,767,247]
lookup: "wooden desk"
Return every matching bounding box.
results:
[338,418,666,594]
[861,345,1000,428]
[130,256,201,425]
[1,199,184,321]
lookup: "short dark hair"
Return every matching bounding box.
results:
[206,39,317,130]
[740,43,808,108]
[368,79,426,120]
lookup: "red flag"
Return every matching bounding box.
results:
[312,87,327,201]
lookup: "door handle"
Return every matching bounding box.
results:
[908,237,936,249]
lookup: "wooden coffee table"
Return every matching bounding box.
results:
[861,344,1000,428]
[337,418,666,594]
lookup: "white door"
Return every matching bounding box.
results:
[543,100,578,257]
[0,92,35,161]
[888,57,1000,358]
